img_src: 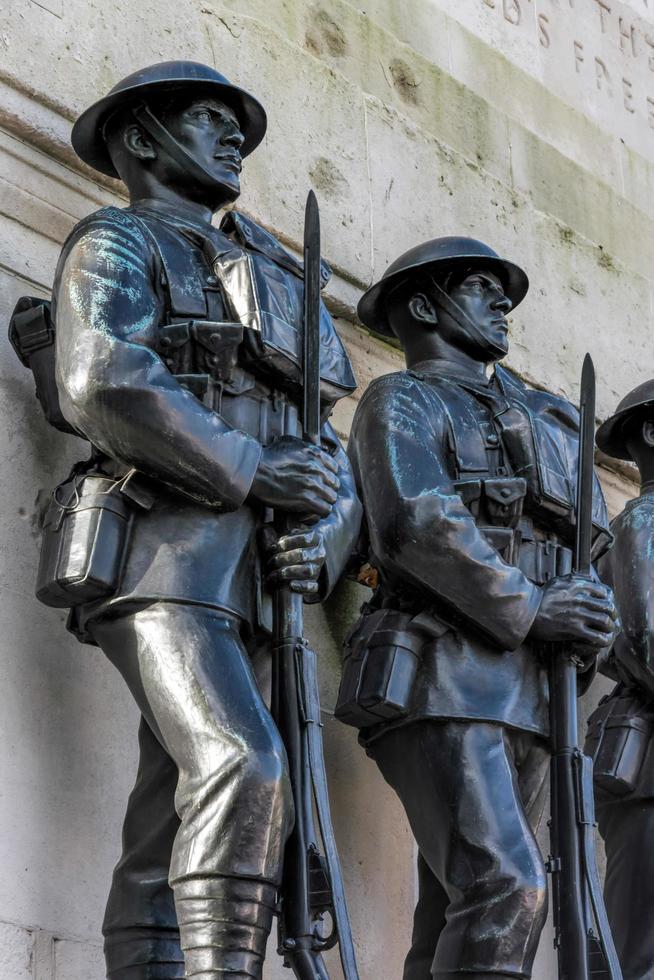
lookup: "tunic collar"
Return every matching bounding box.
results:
[410,357,494,390]
[130,198,231,254]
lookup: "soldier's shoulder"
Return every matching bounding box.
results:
[355,371,448,427]
[62,205,153,255]
[358,370,421,402]
[615,493,654,533]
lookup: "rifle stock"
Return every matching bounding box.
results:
[547,354,622,980]
[271,192,359,980]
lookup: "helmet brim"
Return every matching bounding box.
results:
[72,76,267,178]
[357,254,529,338]
[596,401,654,461]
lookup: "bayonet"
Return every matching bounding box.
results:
[303,189,321,445]
[575,353,596,577]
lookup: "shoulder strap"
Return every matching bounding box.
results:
[408,371,492,477]
[127,211,208,319]
[221,210,332,287]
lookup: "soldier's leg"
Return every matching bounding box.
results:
[514,730,550,836]
[92,602,294,980]
[598,797,654,980]
[403,851,448,980]
[369,720,547,979]
[103,717,183,980]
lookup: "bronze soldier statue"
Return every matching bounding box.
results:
[585,382,654,980]
[13,61,361,980]
[336,238,617,980]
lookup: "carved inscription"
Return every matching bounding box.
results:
[479,0,654,136]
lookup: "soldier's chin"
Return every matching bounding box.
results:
[208,172,241,206]
[488,329,509,355]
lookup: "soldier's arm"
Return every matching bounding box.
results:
[307,420,362,601]
[607,506,654,697]
[350,374,542,650]
[54,212,261,509]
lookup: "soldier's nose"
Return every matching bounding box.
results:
[223,125,245,149]
[492,293,512,314]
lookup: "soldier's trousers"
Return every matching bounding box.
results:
[597,796,654,980]
[90,602,294,980]
[369,720,550,980]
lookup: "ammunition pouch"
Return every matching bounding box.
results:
[9,297,78,437]
[157,320,243,381]
[455,476,573,585]
[585,691,654,797]
[455,476,526,528]
[335,608,448,729]
[36,469,155,609]
[157,320,298,445]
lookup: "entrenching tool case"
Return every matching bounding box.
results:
[36,470,154,608]
[586,693,654,797]
[335,608,447,729]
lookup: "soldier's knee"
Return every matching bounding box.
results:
[240,733,292,814]
[195,726,290,810]
[515,859,548,929]
[242,737,288,792]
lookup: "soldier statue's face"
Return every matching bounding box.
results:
[439,269,513,360]
[157,95,245,205]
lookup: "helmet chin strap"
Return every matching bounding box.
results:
[428,274,507,362]
[131,101,230,189]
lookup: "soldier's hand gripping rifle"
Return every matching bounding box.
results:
[548,354,622,980]
[271,191,360,980]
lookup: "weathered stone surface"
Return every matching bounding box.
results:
[54,937,105,980]
[0,921,33,980]
[0,0,650,977]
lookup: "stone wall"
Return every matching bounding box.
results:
[0,1,650,977]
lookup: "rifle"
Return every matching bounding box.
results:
[547,353,622,980]
[271,191,360,980]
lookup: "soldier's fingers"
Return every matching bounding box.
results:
[315,449,339,474]
[274,531,320,552]
[297,496,332,518]
[322,471,341,492]
[577,597,618,619]
[573,582,613,602]
[581,612,616,635]
[306,479,338,506]
[306,446,339,474]
[268,549,309,571]
[302,462,340,492]
[268,563,322,584]
[578,627,616,648]
[266,573,319,594]
[290,580,320,595]
[268,547,325,571]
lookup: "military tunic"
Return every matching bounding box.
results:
[586,493,654,980]
[52,198,361,979]
[54,199,358,635]
[347,357,610,980]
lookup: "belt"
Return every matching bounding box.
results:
[480,523,572,586]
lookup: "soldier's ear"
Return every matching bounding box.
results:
[642,419,654,448]
[123,124,157,162]
[409,292,438,326]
